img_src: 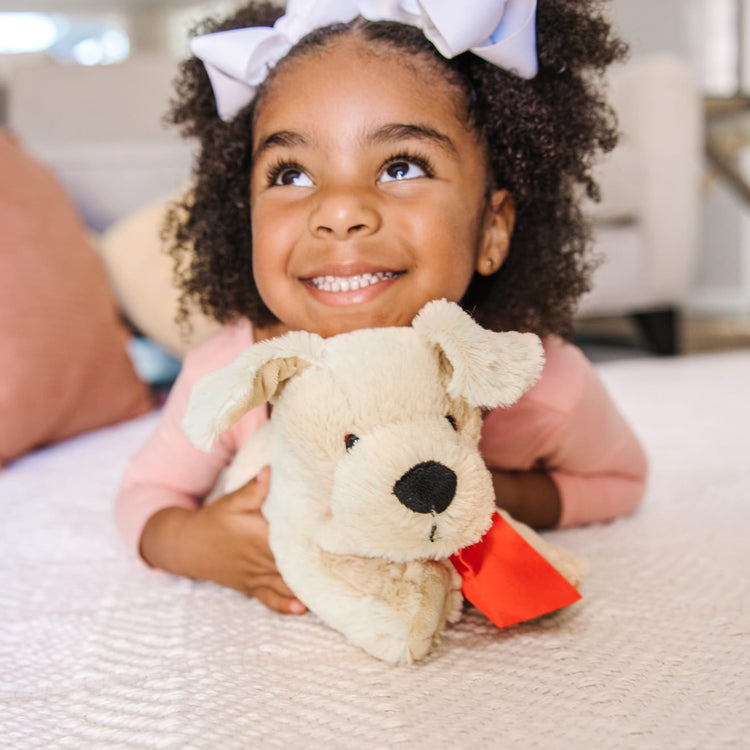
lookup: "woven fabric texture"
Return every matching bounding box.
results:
[1,352,748,749]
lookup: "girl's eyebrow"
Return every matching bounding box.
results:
[253,130,307,160]
[253,123,457,160]
[367,123,457,154]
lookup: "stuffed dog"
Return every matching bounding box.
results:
[183,300,586,664]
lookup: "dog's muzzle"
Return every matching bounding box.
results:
[393,461,457,515]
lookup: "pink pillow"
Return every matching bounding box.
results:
[0,130,154,466]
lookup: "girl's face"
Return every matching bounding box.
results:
[250,35,513,338]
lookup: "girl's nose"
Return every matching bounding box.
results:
[309,187,382,239]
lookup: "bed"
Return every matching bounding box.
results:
[2,349,748,748]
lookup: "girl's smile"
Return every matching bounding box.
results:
[306,270,400,294]
[250,36,513,338]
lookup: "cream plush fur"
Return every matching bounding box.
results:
[183,300,586,665]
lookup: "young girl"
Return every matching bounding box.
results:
[116,0,647,616]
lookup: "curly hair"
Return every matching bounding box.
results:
[165,1,626,338]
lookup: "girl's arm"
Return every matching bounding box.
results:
[114,325,249,555]
[490,470,561,529]
[114,321,306,614]
[480,337,647,529]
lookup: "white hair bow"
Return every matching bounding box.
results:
[191,0,538,120]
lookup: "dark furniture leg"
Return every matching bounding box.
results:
[632,307,681,356]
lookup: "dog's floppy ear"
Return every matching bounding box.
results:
[182,330,325,451]
[412,299,544,409]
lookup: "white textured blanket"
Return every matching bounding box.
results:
[1,352,749,749]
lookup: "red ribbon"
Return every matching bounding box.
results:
[450,512,581,628]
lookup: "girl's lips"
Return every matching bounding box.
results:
[306,270,399,293]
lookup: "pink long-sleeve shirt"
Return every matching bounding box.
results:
[115,320,647,557]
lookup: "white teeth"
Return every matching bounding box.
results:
[309,271,397,292]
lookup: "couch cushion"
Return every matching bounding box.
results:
[96,191,220,358]
[584,136,639,223]
[0,130,154,466]
[582,62,643,224]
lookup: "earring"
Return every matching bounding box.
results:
[485,257,496,272]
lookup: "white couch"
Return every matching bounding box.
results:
[578,54,704,354]
[3,52,703,353]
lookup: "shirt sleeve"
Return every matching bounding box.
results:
[479,337,648,527]
[114,320,267,558]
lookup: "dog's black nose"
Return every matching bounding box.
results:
[393,461,457,515]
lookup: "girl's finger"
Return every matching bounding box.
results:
[253,585,307,615]
[244,571,296,596]
[225,466,271,511]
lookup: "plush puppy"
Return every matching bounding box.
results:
[183,300,586,665]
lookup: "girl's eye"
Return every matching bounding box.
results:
[270,165,314,187]
[379,159,428,183]
[345,434,359,451]
[446,415,458,431]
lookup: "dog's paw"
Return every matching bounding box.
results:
[402,559,463,640]
[375,560,462,664]
[542,545,589,590]
[443,562,465,624]
[319,553,460,664]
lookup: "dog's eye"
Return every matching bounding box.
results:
[445,415,458,431]
[345,433,359,451]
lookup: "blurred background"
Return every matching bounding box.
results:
[1,0,750,361]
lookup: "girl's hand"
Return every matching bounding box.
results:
[140,468,307,615]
